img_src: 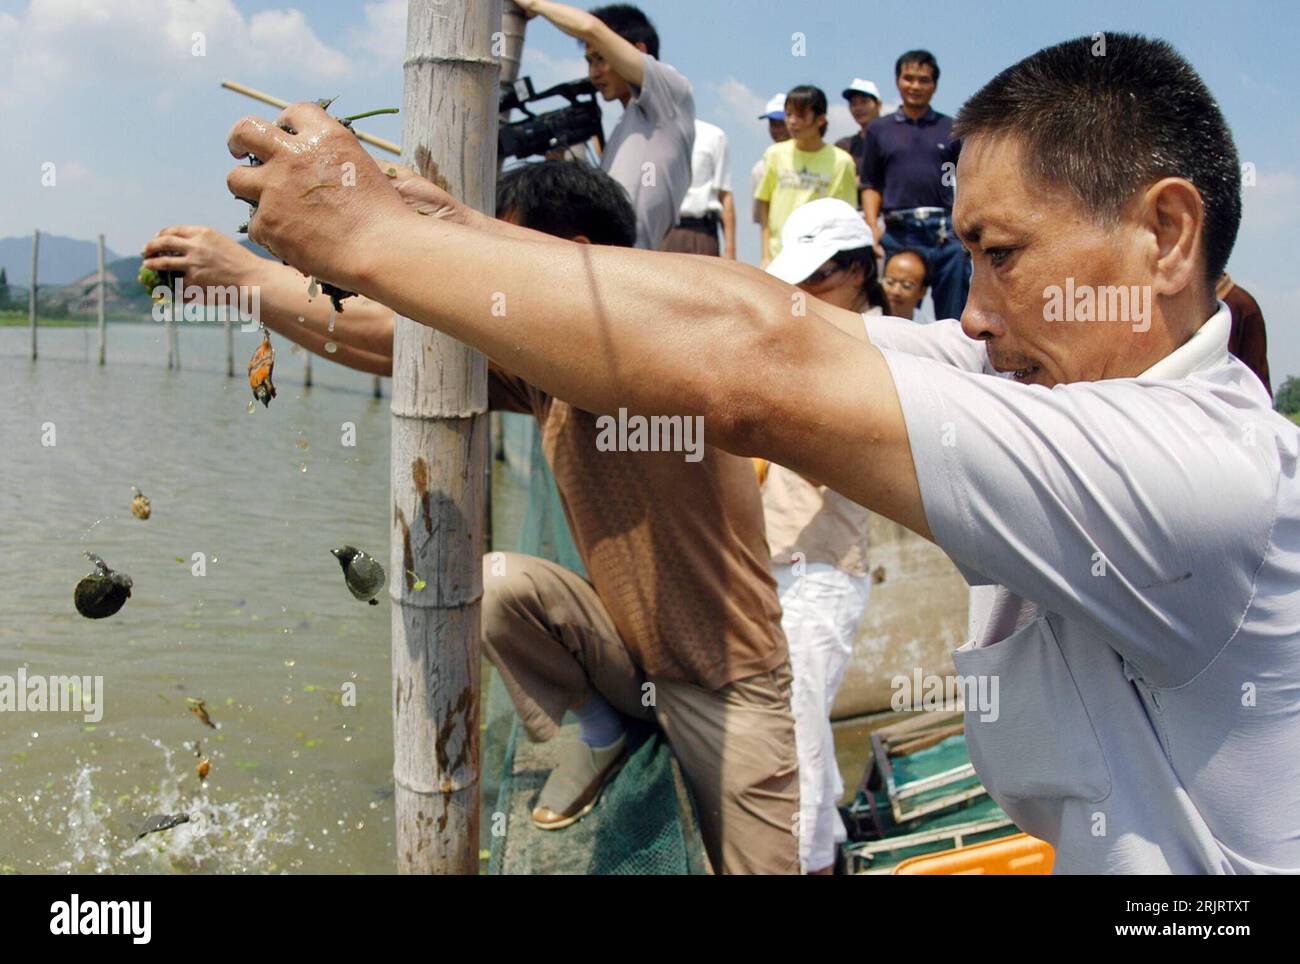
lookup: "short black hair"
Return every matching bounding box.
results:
[496,160,637,248]
[887,248,931,288]
[895,50,939,83]
[786,85,829,136]
[589,4,659,59]
[830,247,888,312]
[954,33,1241,286]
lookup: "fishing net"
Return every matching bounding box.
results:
[487,415,707,875]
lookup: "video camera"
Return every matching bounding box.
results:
[499,76,605,160]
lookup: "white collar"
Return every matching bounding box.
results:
[1138,301,1231,381]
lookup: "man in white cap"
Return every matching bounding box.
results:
[760,198,886,873]
[835,78,883,212]
[751,93,789,231]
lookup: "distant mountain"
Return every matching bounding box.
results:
[0,234,123,286]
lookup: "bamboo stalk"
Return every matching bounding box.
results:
[303,348,312,387]
[225,318,234,377]
[389,0,498,875]
[29,230,38,361]
[96,234,106,365]
[220,81,401,156]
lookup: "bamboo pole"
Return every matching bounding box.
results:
[225,318,234,377]
[303,349,312,387]
[389,0,498,875]
[373,373,382,398]
[28,230,38,361]
[96,234,106,365]
[220,81,401,156]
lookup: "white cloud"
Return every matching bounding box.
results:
[711,77,769,128]
[519,46,589,92]
[1241,169,1299,232]
[354,0,407,63]
[0,0,352,109]
[248,8,350,77]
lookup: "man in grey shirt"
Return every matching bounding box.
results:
[232,34,1300,874]
[515,1,695,250]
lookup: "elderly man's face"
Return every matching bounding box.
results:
[954,134,1157,387]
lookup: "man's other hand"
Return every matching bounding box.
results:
[379,161,473,225]
[142,225,263,291]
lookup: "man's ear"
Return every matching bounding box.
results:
[1143,176,1204,299]
[570,235,593,245]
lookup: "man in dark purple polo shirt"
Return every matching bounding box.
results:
[860,50,970,320]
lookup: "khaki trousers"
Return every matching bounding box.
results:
[482,551,800,875]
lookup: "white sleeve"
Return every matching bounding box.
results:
[882,348,1276,687]
[714,131,732,194]
[866,316,989,372]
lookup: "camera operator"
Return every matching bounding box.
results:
[514,1,695,249]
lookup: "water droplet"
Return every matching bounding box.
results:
[299,463,308,473]
[324,341,337,354]
[296,315,305,324]
[327,312,336,333]
[247,400,256,414]
[296,437,310,451]
[284,659,295,667]
[307,278,319,299]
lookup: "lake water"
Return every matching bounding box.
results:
[0,322,524,874]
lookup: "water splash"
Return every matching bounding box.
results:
[50,739,303,874]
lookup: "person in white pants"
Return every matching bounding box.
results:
[758,199,885,873]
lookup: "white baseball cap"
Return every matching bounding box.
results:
[766,199,874,286]
[758,92,786,121]
[842,78,882,102]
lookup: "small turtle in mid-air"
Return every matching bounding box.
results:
[135,812,190,840]
[331,546,386,605]
[130,485,151,520]
[74,552,133,619]
[186,697,217,730]
[247,331,277,408]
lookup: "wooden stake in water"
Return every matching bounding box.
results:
[29,230,38,361]
[96,234,106,366]
[225,318,234,377]
[389,0,499,875]
[303,348,312,387]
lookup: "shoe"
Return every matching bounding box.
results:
[531,734,627,830]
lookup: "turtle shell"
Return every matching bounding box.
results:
[74,570,132,619]
[248,333,277,408]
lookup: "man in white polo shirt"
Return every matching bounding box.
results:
[229,33,1300,873]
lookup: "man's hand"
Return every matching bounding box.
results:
[226,102,415,290]
[141,225,263,292]
[378,160,474,225]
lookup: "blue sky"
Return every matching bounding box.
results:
[2,0,1297,378]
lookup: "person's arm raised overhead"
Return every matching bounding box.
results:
[514,0,645,88]
[228,102,929,539]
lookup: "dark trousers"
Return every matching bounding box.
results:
[882,212,971,321]
[660,215,721,256]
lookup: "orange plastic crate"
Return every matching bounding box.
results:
[891,832,1055,875]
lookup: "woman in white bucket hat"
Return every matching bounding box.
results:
[761,197,883,872]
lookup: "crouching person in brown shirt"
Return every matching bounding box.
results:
[144,160,799,875]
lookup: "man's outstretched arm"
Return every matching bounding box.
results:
[515,0,646,88]
[228,104,929,538]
